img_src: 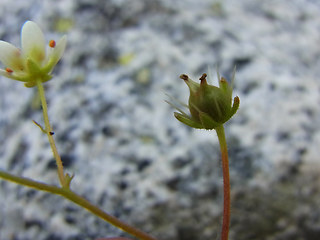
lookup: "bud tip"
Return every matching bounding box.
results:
[180,74,189,81]
[220,77,227,83]
[199,73,207,84]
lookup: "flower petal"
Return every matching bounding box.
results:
[0,68,28,82]
[51,35,67,64]
[44,35,67,73]
[21,21,46,65]
[0,40,24,71]
[0,69,10,77]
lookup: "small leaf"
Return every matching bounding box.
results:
[174,112,203,129]
[230,96,240,117]
[64,173,74,189]
[32,120,47,133]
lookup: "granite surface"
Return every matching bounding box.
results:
[1,0,320,240]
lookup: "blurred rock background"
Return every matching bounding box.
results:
[0,0,320,239]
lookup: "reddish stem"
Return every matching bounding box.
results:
[221,148,230,240]
[216,125,230,240]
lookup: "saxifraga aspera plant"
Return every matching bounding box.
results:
[0,20,240,240]
[168,71,240,240]
[0,21,157,240]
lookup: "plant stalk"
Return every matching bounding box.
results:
[0,170,158,240]
[215,125,230,240]
[36,80,66,187]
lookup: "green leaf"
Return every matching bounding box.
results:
[230,96,240,117]
[174,112,203,129]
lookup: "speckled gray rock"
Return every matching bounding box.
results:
[1,0,320,240]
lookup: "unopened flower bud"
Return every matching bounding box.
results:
[172,72,240,130]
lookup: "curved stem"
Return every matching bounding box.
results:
[215,125,230,240]
[0,170,158,240]
[36,80,66,187]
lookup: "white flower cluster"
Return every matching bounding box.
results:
[0,21,67,87]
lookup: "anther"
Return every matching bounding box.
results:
[220,77,227,83]
[49,40,56,48]
[5,67,13,73]
[199,73,207,81]
[180,74,189,81]
[199,73,208,85]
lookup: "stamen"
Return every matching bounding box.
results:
[199,73,207,81]
[49,40,56,48]
[5,67,13,73]
[199,73,207,85]
[180,74,189,81]
[220,77,227,84]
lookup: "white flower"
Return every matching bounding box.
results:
[0,21,67,87]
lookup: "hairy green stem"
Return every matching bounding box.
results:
[36,80,66,187]
[0,170,158,240]
[215,125,230,240]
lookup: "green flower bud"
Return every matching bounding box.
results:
[173,72,239,130]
